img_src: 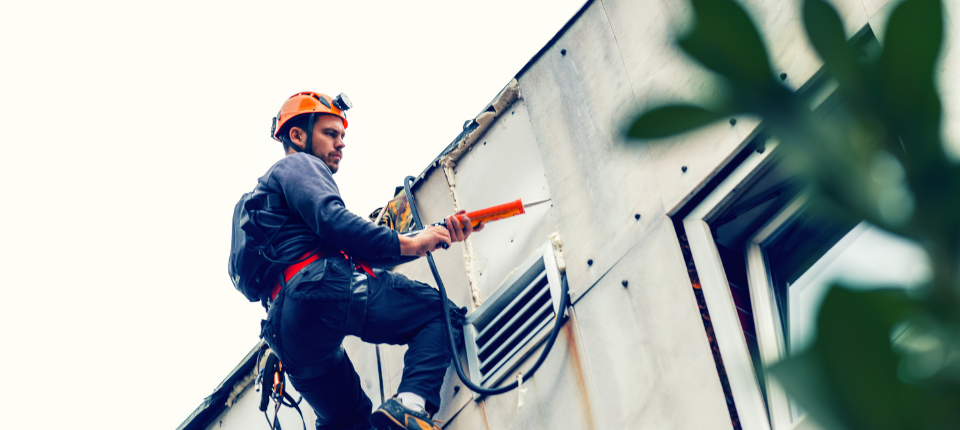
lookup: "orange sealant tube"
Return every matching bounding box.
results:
[458,199,525,227]
[412,199,527,249]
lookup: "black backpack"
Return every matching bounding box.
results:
[228,192,288,302]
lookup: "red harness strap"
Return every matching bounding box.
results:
[271,251,376,301]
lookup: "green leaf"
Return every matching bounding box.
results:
[770,351,848,430]
[874,0,958,276]
[626,104,727,139]
[772,286,949,430]
[803,0,867,101]
[679,0,775,90]
[877,0,943,154]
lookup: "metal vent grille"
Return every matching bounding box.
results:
[464,242,564,390]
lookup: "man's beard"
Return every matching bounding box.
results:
[317,150,341,174]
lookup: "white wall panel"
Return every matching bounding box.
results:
[432,353,476,424]
[573,215,732,430]
[599,0,760,215]
[599,0,721,109]
[443,398,492,430]
[518,0,666,302]
[738,0,824,89]
[451,99,557,302]
[601,0,868,214]
[480,310,602,430]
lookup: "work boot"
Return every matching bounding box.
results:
[371,398,441,430]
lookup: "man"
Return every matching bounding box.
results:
[247,91,480,430]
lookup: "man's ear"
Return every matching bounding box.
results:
[288,126,307,151]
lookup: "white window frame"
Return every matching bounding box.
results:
[744,194,810,430]
[684,142,839,430]
[679,27,881,430]
[744,199,916,430]
[682,139,780,430]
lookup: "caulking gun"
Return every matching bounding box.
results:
[403,198,551,248]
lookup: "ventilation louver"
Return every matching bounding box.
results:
[463,242,565,392]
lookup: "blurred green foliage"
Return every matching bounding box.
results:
[626,0,960,428]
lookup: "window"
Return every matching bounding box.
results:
[683,140,931,430]
[744,196,931,427]
[676,26,898,430]
[463,241,566,393]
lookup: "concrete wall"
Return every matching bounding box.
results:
[193,0,960,428]
[400,0,947,429]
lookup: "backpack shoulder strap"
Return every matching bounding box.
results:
[245,193,288,212]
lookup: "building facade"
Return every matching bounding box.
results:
[180,0,958,429]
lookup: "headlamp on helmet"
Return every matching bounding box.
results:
[333,93,353,112]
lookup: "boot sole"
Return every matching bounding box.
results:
[371,409,407,430]
[372,409,439,430]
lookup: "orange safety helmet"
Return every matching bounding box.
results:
[270,91,352,142]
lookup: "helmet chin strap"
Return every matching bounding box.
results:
[289,113,317,156]
[302,113,316,156]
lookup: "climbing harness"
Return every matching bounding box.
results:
[257,348,307,430]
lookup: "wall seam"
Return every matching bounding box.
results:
[442,154,484,310]
[597,0,643,114]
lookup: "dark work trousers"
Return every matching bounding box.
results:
[261,257,463,430]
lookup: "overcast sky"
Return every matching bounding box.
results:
[0,1,586,428]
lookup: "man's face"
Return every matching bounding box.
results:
[306,114,346,174]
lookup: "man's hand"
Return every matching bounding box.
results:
[397,210,485,257]
[445,210,484,243]
[399,226,451,257]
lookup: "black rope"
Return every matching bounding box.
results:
[263,410,273,428]
[261,376,307,430]
[402,176,570,397]
[272,400,282,430]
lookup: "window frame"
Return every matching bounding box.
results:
[678,26,882,430]
[682,139,781,430]
[744,194,809,429]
